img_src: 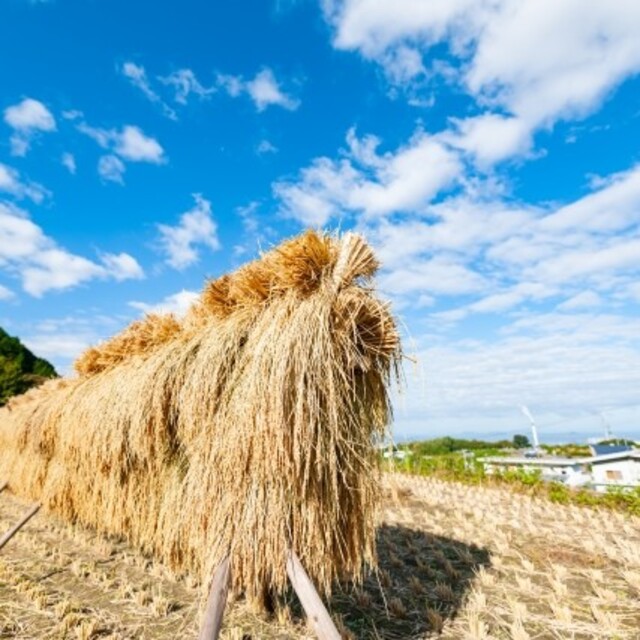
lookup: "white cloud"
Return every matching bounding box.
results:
[557,290,603,311]
[245,68,299,111]
[77,122,166,164]
[78,121,165,181]
[129,289,199,317]
[76,122,112,148]
[0,284,14,300]
[98,155,126,184]
[100,252,145,280]
[528,238,640,285]
[323,0,640,165]
[444,114,533,165]
[23,333,95,362]
[256,139,278,155]
[159,68,215,105]
[61,152,76,175]
[4,98,55,131]
[61,109,83,121]
[21,250,107,297]
[121,61,178,119]
[216,73,244,97]
[119,62,298,114]
[381,45,426,85]
[157,194,220,270]
[121,62,156,101]
[114,125,165,163]
[274,127,461,225]
[398,326,640,437]
[19,314,124,374]
[465,2,640,125]
[0,201,144,296]
[8,136,29,157]
[378,256,487,296]
[0,163,47,202]
[218,68,300,112]
[541,165,640,234]
[3,98,56,156]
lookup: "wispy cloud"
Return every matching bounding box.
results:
[78,122,165,163]
[218,68,300,111]
[121,61,178,119]
[61,152,76,175]
[157,194,220,270]
[0,284,14,301]
[77,119,166,184]
[256,139,278,155]
[0,162,48,202]
[118,61,300,115]
[97,155,125,184]
[244,68,300,111]
[158,68,215,105]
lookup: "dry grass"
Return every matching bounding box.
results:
[384,473,640,639]
[0,230,401,610]
[2,475,638,638]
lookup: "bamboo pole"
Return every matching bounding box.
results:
[198,556,231,640]
[0,503,41,551]
[286,551,341,640]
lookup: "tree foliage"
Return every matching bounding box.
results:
[406,436,513,457]
[0,327,57,406]
[513,434,531,449]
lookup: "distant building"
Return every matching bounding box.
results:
[589,450,640,492]
[589,444,633,456]
[480,448,640,491]
[379,445,411,461]
[480,456,590,485]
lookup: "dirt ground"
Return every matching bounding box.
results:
[1,475,639,639]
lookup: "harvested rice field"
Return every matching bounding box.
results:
[2,474,639,639]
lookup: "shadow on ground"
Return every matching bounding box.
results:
[326,524,491,639]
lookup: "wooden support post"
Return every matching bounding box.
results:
[286,551,341,640]
[198,556,231,640]
[0,482,7,493]
[0,503,40,551]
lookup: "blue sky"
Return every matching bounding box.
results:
[2,0,640,441]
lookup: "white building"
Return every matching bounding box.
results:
[589,450,640,492]
[480,456,591,485]
[481,449,640,491]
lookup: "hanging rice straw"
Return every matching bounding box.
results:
[0,230,401,608]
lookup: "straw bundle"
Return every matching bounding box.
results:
[0,230,401,606]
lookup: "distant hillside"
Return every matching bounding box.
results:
[0,328,57,406]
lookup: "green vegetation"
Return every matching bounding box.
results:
[539,443,591,458]
[512,434,530,449]
[386,447,640,517]
[0,327,57,406]
[599,438,637,447]
[401,436,514,458]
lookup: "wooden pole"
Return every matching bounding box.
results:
[0,503,40,551]
[286,551,341,640]
[197,556,231,640]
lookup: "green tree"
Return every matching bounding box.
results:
[513,434,531,449]
[0,327,57,405]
